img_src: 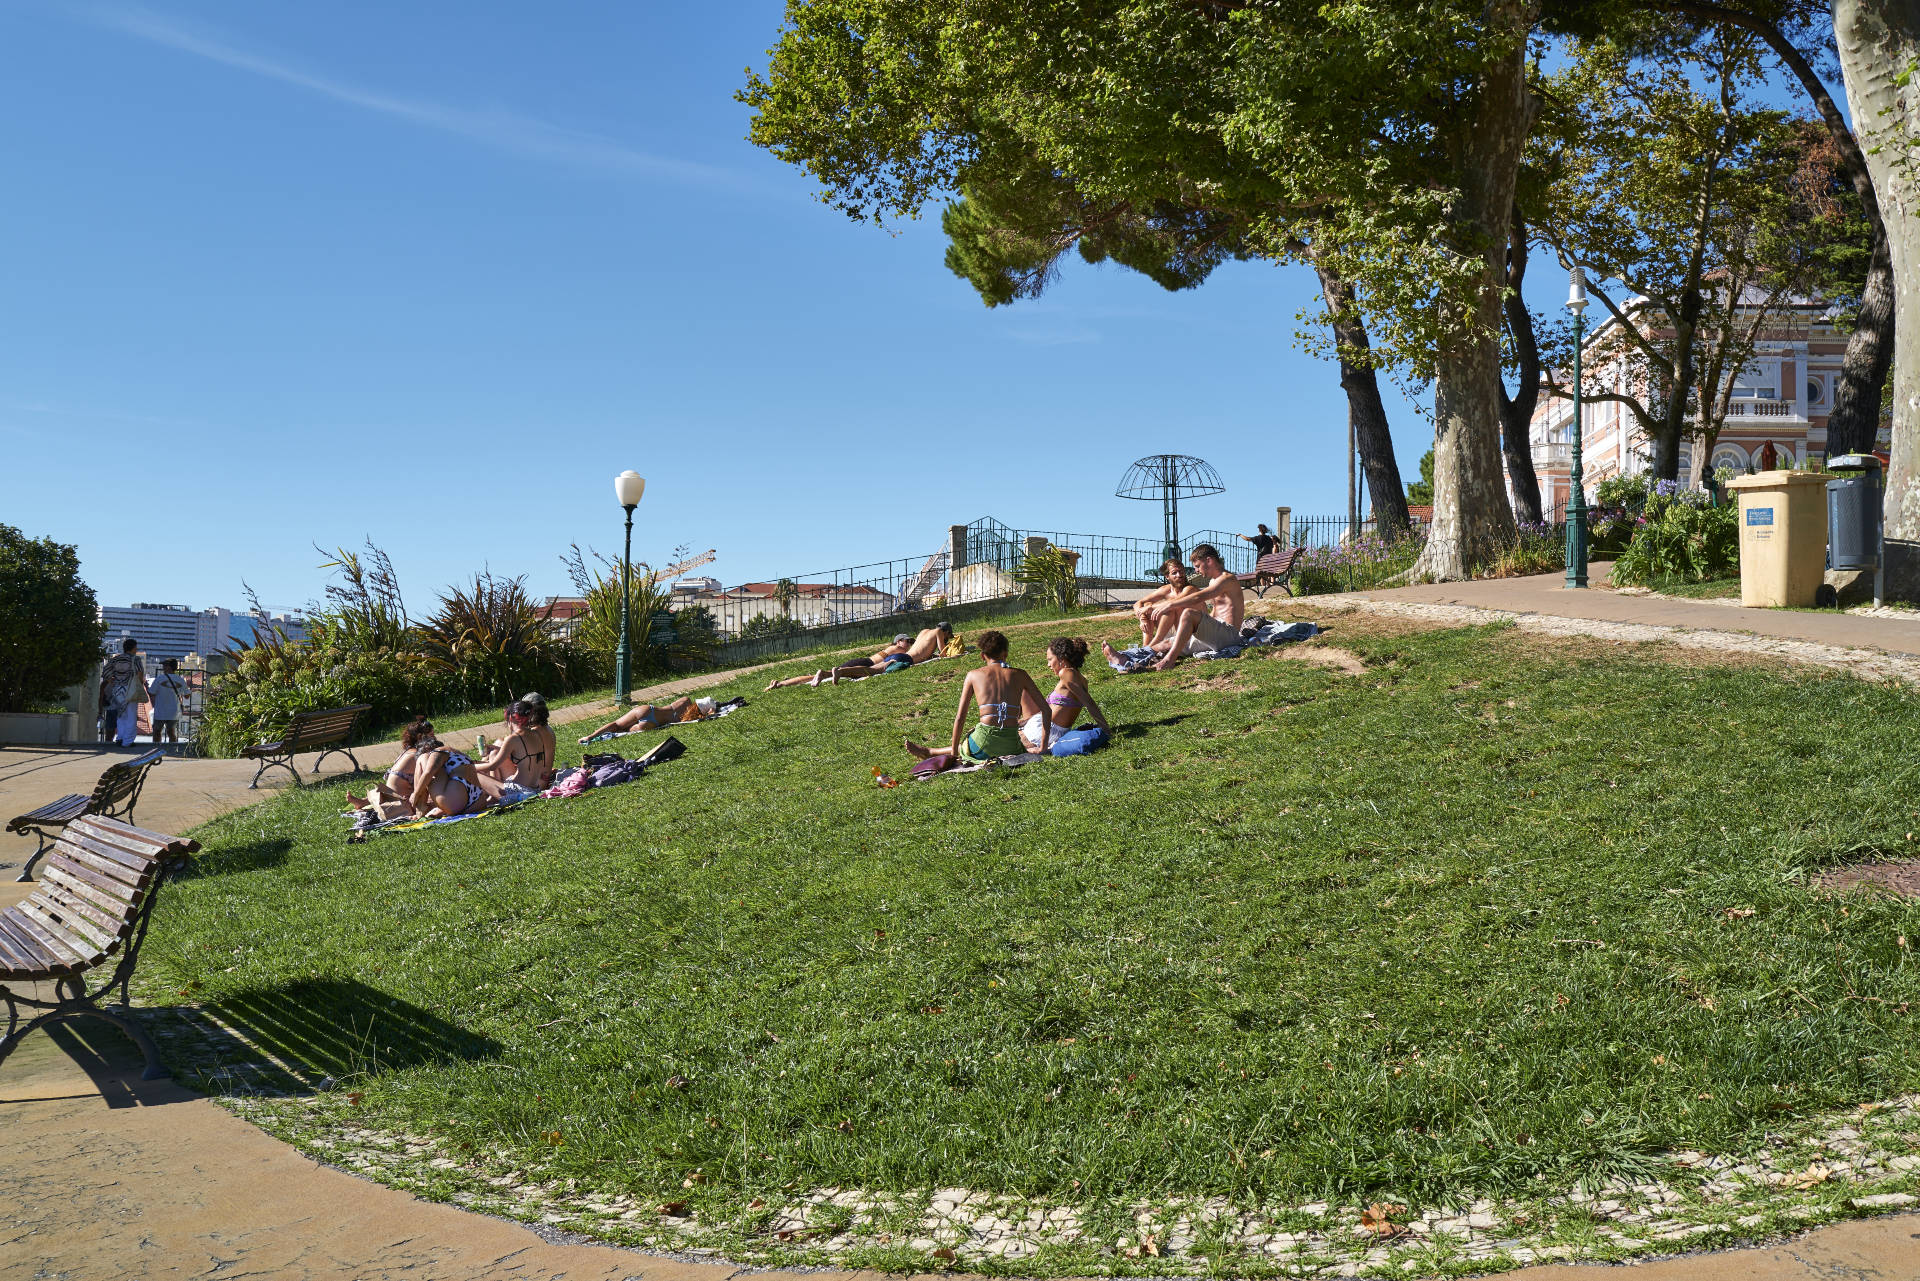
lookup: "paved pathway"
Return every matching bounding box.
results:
[7,613,1920,1280]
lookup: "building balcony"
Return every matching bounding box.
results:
[1726,399,1799,419]
[1532,443,1571,469]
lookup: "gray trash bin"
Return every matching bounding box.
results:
[1826,454,1883,571]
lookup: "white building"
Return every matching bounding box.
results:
[99,604,232,669]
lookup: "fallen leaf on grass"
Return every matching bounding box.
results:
[658,1201,690,1216]
[931,1247,957,1261]
[346,1091,364,1106]
[1360,1203,1405,1237]
[921,1004,945,1015]
[1788,1163,1832,1189]
[1124,1233,1162,1258]
[1724,907,1756,920]
[748,1198,766,1209]
[665,1074,690,1089]
[545,1130,564,1146]
[683,1170,707,1187]
[836,1119,854,1133]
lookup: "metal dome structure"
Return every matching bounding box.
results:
[1115,454,1225,562]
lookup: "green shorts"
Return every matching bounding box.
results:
[962,722,1024,763]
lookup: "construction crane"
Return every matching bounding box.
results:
[644,549,716,586]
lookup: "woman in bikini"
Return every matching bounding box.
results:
[410,731,493,818]
[576,695,702,744]
[1020,637,1109,752]
[903,630,1047,771]
[474,700,556,797]
[347,717,440,819]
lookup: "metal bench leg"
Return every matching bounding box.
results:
[15,831,53,882]
[249,756,299,789]
[311,746,363,776]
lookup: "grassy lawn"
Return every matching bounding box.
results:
[142,607,1920,1269]
[1636,576,1742,601]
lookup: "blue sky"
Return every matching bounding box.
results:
[7,2,1559,612]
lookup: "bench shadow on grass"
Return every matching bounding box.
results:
[161,978,500,1096]
[183,835,293,876]
[1115,713,1191,739]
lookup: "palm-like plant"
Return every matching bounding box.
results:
[418,571,570,705]
[773,577,799,619]
[561,544,678,680]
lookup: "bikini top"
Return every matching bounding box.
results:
[508,730,548,767]
[1047,688,1081,710]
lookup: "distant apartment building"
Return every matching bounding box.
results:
[98,604,232,668]
[1518,293,1892,512]
[694,582,896,638]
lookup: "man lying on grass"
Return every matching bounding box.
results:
[1104,543,1245,672]
[766,623,957,690]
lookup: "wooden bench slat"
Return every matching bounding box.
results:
[7,795,89,830]
[54,829,160,879]
[39,860,142,913]
[66,814,192,858]
[33,873,134,942]
[0,922,45,973]
[40,853,144,906]
[15,898,115,960]
[51,844,153,891]
[8,900,102,964]
[0,910,84,972]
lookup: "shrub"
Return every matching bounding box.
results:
[737,613,805,641]
[1014,546,1081,612]
[199,640,453,758]
[0,525,106,714]
[419,572,575,706]
[560,544,682,680]
[1292,534,1425,595]
[1594,473,1651,513]
[1611,487,1738,585]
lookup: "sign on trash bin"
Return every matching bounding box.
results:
[1746,507,1774,539]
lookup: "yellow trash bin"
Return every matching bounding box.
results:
[1727,471,1829,607]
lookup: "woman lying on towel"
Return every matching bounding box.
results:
[903,630,1047,771]
[474,699,557,799]
[1020,637,1109,752]
[577,695,706,744]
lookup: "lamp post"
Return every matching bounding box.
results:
[613,470,646,704]
[1564,268,1589,590]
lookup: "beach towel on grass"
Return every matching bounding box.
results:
[1106,618,1318,672]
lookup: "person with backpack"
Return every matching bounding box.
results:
[98,638,149,747]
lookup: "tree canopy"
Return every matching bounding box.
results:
[0,525,106,715]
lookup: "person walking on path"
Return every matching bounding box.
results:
[147,658,187,747]
[98,638,149,747]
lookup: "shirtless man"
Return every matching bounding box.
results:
[1129,559,1190,646]
[765,623,956,690]
[1103,544,1244,672]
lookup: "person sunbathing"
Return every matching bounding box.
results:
[578,695,703,743]
[765,635,917,690]
[903,630,1047,771]
[346,716,443,820]
[410,726,494,818]
[1021,637,1109,752]
[902,622,956,663]
[1130,559,1191,646]
[474,699,556,796]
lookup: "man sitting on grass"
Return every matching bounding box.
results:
[1103,544,1245,672]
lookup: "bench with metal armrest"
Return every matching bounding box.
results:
[5,748,165,882]
[240,704,372,788]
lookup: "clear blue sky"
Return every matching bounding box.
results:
[7,1,1519,613]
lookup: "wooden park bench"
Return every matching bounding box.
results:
[6,748,165,882]
[241,704,371,789]
[0,815,200,1081]
[1237,546,1307,597]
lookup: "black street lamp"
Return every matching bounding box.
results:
[613,470,646,703]
[1564,269,1589,590]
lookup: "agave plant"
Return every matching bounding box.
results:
[560,544,688,679]
[418,571,571,705]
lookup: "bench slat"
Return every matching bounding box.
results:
[7,795,90,831]
[7,900,102,964]
[67,815,193,860]
[50,839,153,889]
[16,897,115,960]
[0,909,85,972]
[0,921,45,973]
[32,872,134,942]
[39,852,143,905]
[39,860,142,916]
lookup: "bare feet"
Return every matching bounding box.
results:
[1151,651,1182,671]
[766,679,779,691]
[346,793,369,811]
[1101,640,1124,666]
[903,737,933,761]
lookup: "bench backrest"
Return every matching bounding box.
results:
[281,704,371,752]
[0,816,199,977]
[1256,547,1305,574]
[88,748,164,815]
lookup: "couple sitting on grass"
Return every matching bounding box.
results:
[765,623,956,690]
[903,630,1107,771]
[1106,543,1245,672]
[349,698,557,821]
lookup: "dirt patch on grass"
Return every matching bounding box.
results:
[1183,670,1251,693]
[1480,628,1798,677]
[1273,645,1370,676]
[1814,860,1920,897]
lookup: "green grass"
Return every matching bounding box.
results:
[1639,576,1742,601]
[142,610,1920,1264]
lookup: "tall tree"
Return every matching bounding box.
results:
[1835,0,1920,598]
[1501,205,1548,523]
[1532,27,1814,482]
[743,0,1616,580]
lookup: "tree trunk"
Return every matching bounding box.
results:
[1651,290,1700,482]
[1836,0,1920,600]
[1313,261,1412,536]
[1827,225,1898,457]
[1416,2,1532,580]
[1500,204,1545,525]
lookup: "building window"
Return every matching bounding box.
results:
[1807,376,1825,406]
[1731,363,1777,400]
[1711,445,1747,472]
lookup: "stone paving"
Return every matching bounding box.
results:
[9,595,1920,1279]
